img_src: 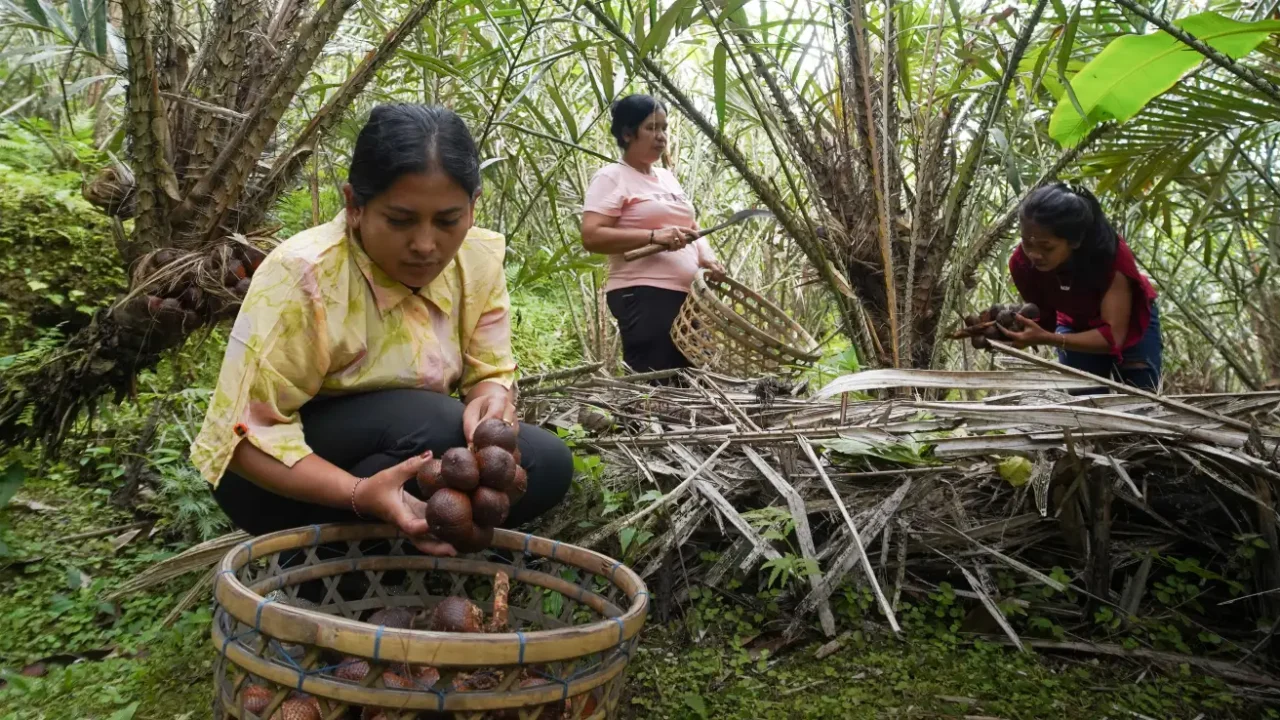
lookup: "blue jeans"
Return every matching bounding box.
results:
[1058,301,1163,393]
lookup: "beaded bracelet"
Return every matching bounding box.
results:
[350,477,368,519]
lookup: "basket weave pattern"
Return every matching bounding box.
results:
[212,524,648,719]
[671,270,820,377]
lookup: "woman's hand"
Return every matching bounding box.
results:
[699,258,727,278]
[463,383,518,445]
[653,227,698,251]
[353,452,457,556]
[998,315,1058,350]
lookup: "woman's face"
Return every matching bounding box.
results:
[1019,220,1074,273]
[344,170,475,288]
[623,109,668,165]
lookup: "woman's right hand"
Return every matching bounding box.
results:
[652,227,698,251]
[353,451,457,556]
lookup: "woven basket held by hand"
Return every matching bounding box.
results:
[212,523,648,719]
[671,269,820,377]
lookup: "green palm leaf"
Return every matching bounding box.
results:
[1051,11,1280,147]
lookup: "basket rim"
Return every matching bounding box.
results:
[687,270,820,363]
[214,524,649,666]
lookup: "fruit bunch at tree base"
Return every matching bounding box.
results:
[950,302,1040,350]
[110,238,272,339]
[417,418,526,552]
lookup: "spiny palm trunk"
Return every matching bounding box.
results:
[0,0,441,450]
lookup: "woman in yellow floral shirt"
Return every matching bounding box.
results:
[191,104,571,556]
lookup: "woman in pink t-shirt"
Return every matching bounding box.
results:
[580,94,725,375]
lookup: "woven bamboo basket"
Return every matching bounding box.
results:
[671,269,820,377]
[211,523,649,720]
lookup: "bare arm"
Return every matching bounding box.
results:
[1000,271,1132,355]
[580,211,695,255]
[229,441,456,555]
[1060,271,1131,355]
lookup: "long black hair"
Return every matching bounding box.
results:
[1019,182,1119,291]
[609,94,665,149]
[347,104,481,205]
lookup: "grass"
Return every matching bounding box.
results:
[1,462,1267,720]
[627,628,1247,719]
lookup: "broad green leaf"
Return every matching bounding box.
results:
[24,0,70,38]
[67,0,86,48]
[107,702,138,720]
[641,0,698,57]
[997,456,1033,487]
[92,0,107,56]
[713,42,727,132]
[1050,12,1280,147]
[597,46,614,100]
[823,436,936,466]
[21,0,48,27]
[1056,0,1080,82]
[0,462,25,508]
[682,694,709,719]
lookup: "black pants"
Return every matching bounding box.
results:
[212,389,573,535]
[606,285,692,374]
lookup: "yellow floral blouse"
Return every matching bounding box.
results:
[191,213,517,487]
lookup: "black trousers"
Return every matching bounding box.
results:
[211,389,573,536]
[606,285,692,374]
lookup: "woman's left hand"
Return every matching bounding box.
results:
[998,315,1055,349]
[463,389,518,445]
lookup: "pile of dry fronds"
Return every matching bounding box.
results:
[125,347,1280,686]
[520,346,1280,685]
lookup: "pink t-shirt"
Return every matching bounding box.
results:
[582,163,715,293]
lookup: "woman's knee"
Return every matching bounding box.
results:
[374,389,468,456]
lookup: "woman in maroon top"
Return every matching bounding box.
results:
[998,183,1163,391]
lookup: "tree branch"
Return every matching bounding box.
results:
[119,0,180,249]
[247,0,443,219]
[174,0,358,239]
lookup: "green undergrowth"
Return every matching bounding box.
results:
[626,627,1249,719]
[2,458,1268,719]
[0,161,125,354]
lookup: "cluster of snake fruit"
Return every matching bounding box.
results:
[415,418,528,553]
[951,302,1041,349]
[239,572,596,719]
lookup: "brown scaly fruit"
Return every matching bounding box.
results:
[475,445,517,492]
[332,656,370,682]
[453,669,503,691]
[507,675,574,719]
[366,607,416,629]
[426,489,473,539]
[240,684,274,714]
[472,418,518,453]
[508,465,528,505]
[996,308,1016,330]
[272,696,321,720]
[1020,302,1040,320]
[416,458,446,500]
[450,522,493,554]
[427,596,484,633]
[440,447,480,491]
[471,486,510,527]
